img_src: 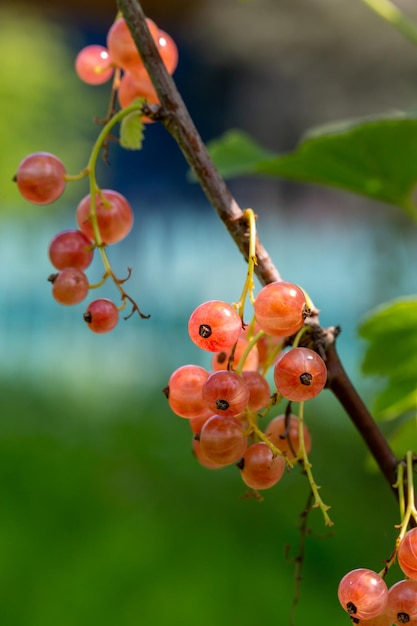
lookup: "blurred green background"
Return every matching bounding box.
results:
[2,1,417,625]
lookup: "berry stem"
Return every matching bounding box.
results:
[246,411,294,468]
[235,328,264,376]
[297,402,333,526]
[233,208,258,321]
[380,452,417,577]
[396,451,417,542]
[84,102,150,319]
[360,0,417,49]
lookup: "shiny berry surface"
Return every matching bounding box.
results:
[239,442,286,490]
[254,281,306,337]
[199,414,247,466]
[83,299,119,333]
[241,371,271,412]
[76,189,134,245]
[337,568,388,621]
[48,229,94,270]
[75,45,114,85]
[16,152,66,205]
[386,578,417,623]
[266,414,311,459]
[167,364,212,419]
[398,528,417,580]
[202,370,250,417]
[49,268,89,306]
[273,347,327,402]
[188,300,242,352]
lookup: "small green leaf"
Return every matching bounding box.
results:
[358,297,417,419]
[120,100,145,150]
[205,130,274,179]
[208,113,417,215]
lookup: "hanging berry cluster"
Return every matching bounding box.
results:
[13,14,179,331]
[164,208,331,521]
[338,452,417,625]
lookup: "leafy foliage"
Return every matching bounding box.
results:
[120,100,145,150]
[207,114,417,217]
[359,297,417,424]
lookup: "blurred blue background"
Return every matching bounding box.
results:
[1,1,417,624]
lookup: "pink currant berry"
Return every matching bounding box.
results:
[83,298,119,333]
[188,300,242,352]
[273,347,327,402]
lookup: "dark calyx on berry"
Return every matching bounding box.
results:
[216,399,230,411]
[199,324,212,338]
[299,372,313,386]
[346,602,357,615]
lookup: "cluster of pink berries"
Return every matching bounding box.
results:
[75,16,178,111]
[338,528,417,625]
[14,150,134,332]
[12,13,177,332]
[165,280,327,491]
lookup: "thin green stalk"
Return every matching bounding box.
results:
[360,0,417,47]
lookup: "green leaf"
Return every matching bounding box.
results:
[208,114,417,215]
[205,130,274,179]
[120,101,145,150]
[388,416,417,458]
[358,297,417,419]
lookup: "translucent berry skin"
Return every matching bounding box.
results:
[192,438,222,470]
[76,189,134,245]
[167,364,212,420]
[386,578,417,623]
[188,300,242,352]
[75,45,114,85]
[398,528,417,580]
[337,568,389,621]
[273,347,327,402]
[83,299,119,333]
[49,268,89,306]
[199,414,247,466]
[48,230,94,271]
[16,152,66,205]
[117,71,159,109]
[353,613,393,626]
[241,371,271,412]
[266,414,311,459]
[212,336,259,372]
[254,281,306,337]
[239,442,286,490]
[202,370,250,417]
[156,30,178,74]
[107,17,159,72]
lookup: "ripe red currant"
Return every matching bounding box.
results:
[273,347,327,402]
[48,230,94,271]
[337,568,388,621]
[76,189,134,245]
[398,528,417,581]
[16,152,66,205]
[167,364,212,420]
[198,414,247,466]
[238,442,286,490]
[254,280,307,337]
[49,268,89,306]
[83,299,119,333]
[188,300,242,352]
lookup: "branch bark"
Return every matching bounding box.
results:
[116,0,399,498]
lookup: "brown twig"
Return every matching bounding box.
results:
[116,0,400,497]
